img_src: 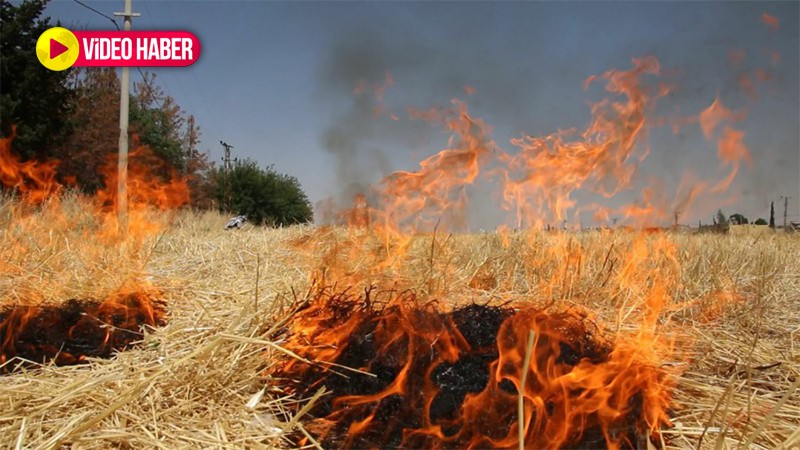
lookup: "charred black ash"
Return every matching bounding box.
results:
[273,288,660,450]
[0,293,165,373]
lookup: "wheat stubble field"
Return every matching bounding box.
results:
[1,194,798,450]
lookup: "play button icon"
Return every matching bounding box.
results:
[50,38,69,59]
[36,27,79,71]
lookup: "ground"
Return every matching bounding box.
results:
[1,199,798,449]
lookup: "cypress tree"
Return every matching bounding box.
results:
[769,202,775,228]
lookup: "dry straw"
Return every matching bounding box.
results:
[1,196,798,449]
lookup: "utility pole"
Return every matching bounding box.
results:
[114,0,140,233]
[782,196,791,229]
[220,141,233,212]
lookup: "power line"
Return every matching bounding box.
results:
[72,0,120,30]
[71,0,158,109]
[72,0,212,163]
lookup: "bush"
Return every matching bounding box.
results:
[214,159,312,226]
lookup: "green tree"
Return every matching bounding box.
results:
[0,0,73,159]
[729,213,748,225]
[57,68,120,191]
[130,73,186,171]
[54,68,214,201]
[183,115,215,210]
[769,202,775,228]
[215,159,313,226]
[715,210,728,227]
[754,218,767,226]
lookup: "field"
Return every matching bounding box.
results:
[1,195,798,449]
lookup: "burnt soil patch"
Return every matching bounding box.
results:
[1,293,165,373]
[271,289,661,449]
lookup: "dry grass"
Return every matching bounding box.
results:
[1,195,798,449]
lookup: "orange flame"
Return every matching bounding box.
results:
[761,13,780,31]
[500,56,664,228]
[0,133,189,241]
[381,100,495,232]
[1,285,164,370]
[267,48,771,449]
[1,133,187,369]
[0,128,62,203]
[275,288,674,449]
[699,98,752,193]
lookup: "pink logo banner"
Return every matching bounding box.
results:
[73,31,201,67]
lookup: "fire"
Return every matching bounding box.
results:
[698,98,752,193]
[0,133,188,370]
[500,56,667,229]
[381,99,495,232]
[94,146,190,239]
[273,288,674,449]
[335,56,752,234]
[1,135,189,240]
[0,128,62,204]
[761,12,780,31]
[277,229,686,448]
[0,285,165,371]
[272,54,761,449]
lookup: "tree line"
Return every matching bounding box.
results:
[1,0,313,226]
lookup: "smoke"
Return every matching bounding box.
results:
[315,3,798,227]
[315,30,435,211]
[314,23,550,225]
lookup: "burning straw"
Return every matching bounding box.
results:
[0,287,165,372]
[1,133,187,372]
[0,218,797,449]
[270,287,674,449]
[1,52,798,450]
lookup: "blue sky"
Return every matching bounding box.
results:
[43,1,799,227]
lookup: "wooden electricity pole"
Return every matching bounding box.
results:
[782,196,791,229]
[220,141,234,212]
[114,0,140,232]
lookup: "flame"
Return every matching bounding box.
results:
[94,146,190,240]
[329,56,753,233]
[1,133,187,369]
[272,53,766,448]
[761,13,780,31]
[1,134,189,244]
[698,98,752,193]
[1,285,164,370]
[345,193,371,229]
[382,99,495,232]
[277,229,688,448]
[275,286,674,449]
[0,128,62,203]
[498,56,665,229]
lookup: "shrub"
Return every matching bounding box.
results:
[214,159,312,226]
